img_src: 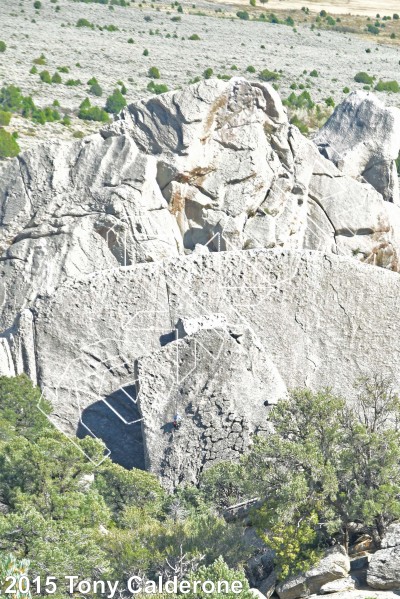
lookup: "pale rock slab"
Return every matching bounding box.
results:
[276,546,350,599]
[314,91,400,203]
[367,546,400,589]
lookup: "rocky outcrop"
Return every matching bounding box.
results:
[367,546,400,590]
[137,328,286,489]
[2,79,400,484]
[2,80,400,334]
[13,249,400,481]
[314,91,400,204]
[276,546,350,599]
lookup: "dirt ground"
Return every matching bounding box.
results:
[215,0,400,17]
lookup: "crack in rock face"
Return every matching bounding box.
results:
[2,79,400,486]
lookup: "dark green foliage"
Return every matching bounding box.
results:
[354,71,374,84]
[0,130,20,159]
[367,23,380,34]
[189,33,200,40]
[343,86,350,93]
[29,66,37,74]
[203,67,213,79]
[33,0,41,8]
[325,96,335,107]
[246,65,256,73]
[57,65,69,73]
[0,85,24,112]
[76,18,94,27]
[259,68,280,81]
[375,79,400,92]
[105,88,126,113]
[33,53,46,65]
[51,72,62,84]
[236,10,249,19]
[148,66,160,79]
[89,82,103,96]
[65,79,82,86]
[310,69,318,77]
[290,114,309,134]
[143,48,149,56]
[128,37,134,42]
[147,81,169,94]
[79,105,110,122]
[0,41,6,53]
[283,90,314,109]
[0,111,12,126]
[39,70,52,84]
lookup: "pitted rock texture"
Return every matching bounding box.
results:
[9,249,400,484]
[137,329,286,490]
[2,79,400,332]
[367,546,400,589]
[314,91,400,204]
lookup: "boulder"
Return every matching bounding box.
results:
[367,546,400,589]
[319,576,355,594]
[314,91,400,204]
[11,249,400,480]
[3,81,400,334]
[276,546,350,599]
[381,522,400,549]
[137,328,286,489]
[257,572,277,598]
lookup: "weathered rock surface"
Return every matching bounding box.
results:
[137,328,286,489]
[319,576,355,594]
[314,91,400,204]
[8,249,399,481]
[276,546,350,599]
[367,546,400,590]
[2,79,400,334]
[2,80,400,484]
[380,522,400,549]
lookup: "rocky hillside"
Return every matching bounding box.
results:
[1,77,400,491]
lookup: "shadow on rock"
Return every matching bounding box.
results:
[77,385,145,470]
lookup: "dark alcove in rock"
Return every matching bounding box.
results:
[77,385,145,470]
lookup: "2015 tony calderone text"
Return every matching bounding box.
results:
[4,575,244,596]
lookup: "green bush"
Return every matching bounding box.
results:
[0,129,20,159]
[236,10,249,19]
[375,79,400,92]
[0,41,6,53]
[246,65,256,73]
[354,71,374,84]
[290,115,309,135]
[33,0,42,7]
[30,65,38,74]
[325,96,335,107]
[394,13,399,19]
[65,79,82,86]
[79,104,110,122]
[128,37,134,43]
[39,70,52,84]
[203,67,213,79]
[90,82,103,96]
[57,65,69,73]
[51,72,62,84]
[259,68,280,81]
[310,69,318,77]
[76,18,94,27]
[147,81,169,94]
[143,48,149,56]
[343,86,350,93]
[283,90,314,110]
[249,0,256,6]
[33,53,46,65]
[189,33,200,40]
[148,66,160,79]
[105,88,126,113]
[367,23,380,34]
[0,111,12,126]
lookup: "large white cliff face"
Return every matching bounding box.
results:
[1,78,400,486]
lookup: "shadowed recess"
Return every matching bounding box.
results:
[77,385,144,470]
